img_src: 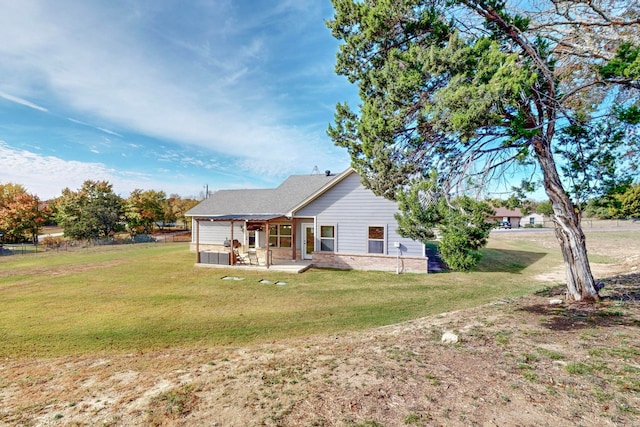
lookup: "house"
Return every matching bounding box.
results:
[488,207,523,228]
[185,169,428,273]
[520,212,547,227]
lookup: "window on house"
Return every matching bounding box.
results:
[320,225,335,252]
[368,226,385,254]
[280,224,292,248]
[529,217,535,225]
[268,224,292,248]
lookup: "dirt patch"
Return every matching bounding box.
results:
[1,277,639,426]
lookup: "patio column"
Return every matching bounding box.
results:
[230,220,234,265]
[195,218,200,263]
[291,217,297,261]
[265,220,270,269]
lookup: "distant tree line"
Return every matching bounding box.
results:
[494,184,640,220]
[487,186,640,221]
[583,183,640,219]
[0,180,199,243]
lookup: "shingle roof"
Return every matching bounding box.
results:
[186,171,345,217]
[492,207,523,217]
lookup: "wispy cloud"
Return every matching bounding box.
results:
[0,1,351,175]
[96,127,122,137]
[0,1,357,198]
[0,141,203,199]
[68,118,122,137]
[0,91,48,112]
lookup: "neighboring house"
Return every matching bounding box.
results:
[185,169,428,273]
[520,212,546,227]
[488,207,523,228]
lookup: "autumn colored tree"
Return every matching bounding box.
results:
[327,0,640,301]
[0,183,49,243]
[124,189,167,236]
[166,194,199,230]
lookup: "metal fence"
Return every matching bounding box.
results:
[0,231,191,257]
[532,218,640,229]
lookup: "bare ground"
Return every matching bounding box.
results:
[1,233,640,427]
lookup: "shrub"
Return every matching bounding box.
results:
[41,236,65,250]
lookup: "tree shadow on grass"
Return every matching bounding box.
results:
[599,272,640,302]
[520,272,640,331]
[474,248,548,273]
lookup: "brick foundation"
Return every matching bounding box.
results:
[190,245,428,273]
[311,252,428,274]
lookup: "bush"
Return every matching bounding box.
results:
[41,236,66,250]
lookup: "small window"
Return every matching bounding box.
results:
[320,225,335,252]
[529,217,535,225]
[368,226,385,254]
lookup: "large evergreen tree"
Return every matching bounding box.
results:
[327,0,640,301]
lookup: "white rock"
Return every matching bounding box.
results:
[549,299,563,305]
[441,331,459,344]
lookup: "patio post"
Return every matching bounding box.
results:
[230,220,234,265]
[195,218,200,263]
[291,217,297,261]
[265,220,270,269]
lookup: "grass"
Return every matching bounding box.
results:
[0,233,585,358]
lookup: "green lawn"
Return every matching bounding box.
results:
[0,238,559,357]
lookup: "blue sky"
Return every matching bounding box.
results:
[0,0,358,200]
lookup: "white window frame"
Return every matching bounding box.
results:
[319,224,336,252]
[367,225,386,254]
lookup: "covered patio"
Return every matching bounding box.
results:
[193,214,304,270]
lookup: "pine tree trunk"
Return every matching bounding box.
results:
[534,137,599,302]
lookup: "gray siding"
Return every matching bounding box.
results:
[192,220,244,245]
[295,173,424,257]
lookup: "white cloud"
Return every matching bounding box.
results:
[0,141,200,199]
[67,118,122,137]
[0,91,48,112]
[0,1,345,178]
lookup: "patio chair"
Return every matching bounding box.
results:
[233,249,247,265]
[247,250,259,265]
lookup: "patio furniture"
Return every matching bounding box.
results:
[233,249,248,265]
[247,250,258,265]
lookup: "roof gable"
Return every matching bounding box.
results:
[186,170,348,217]
[287,169,357,215]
